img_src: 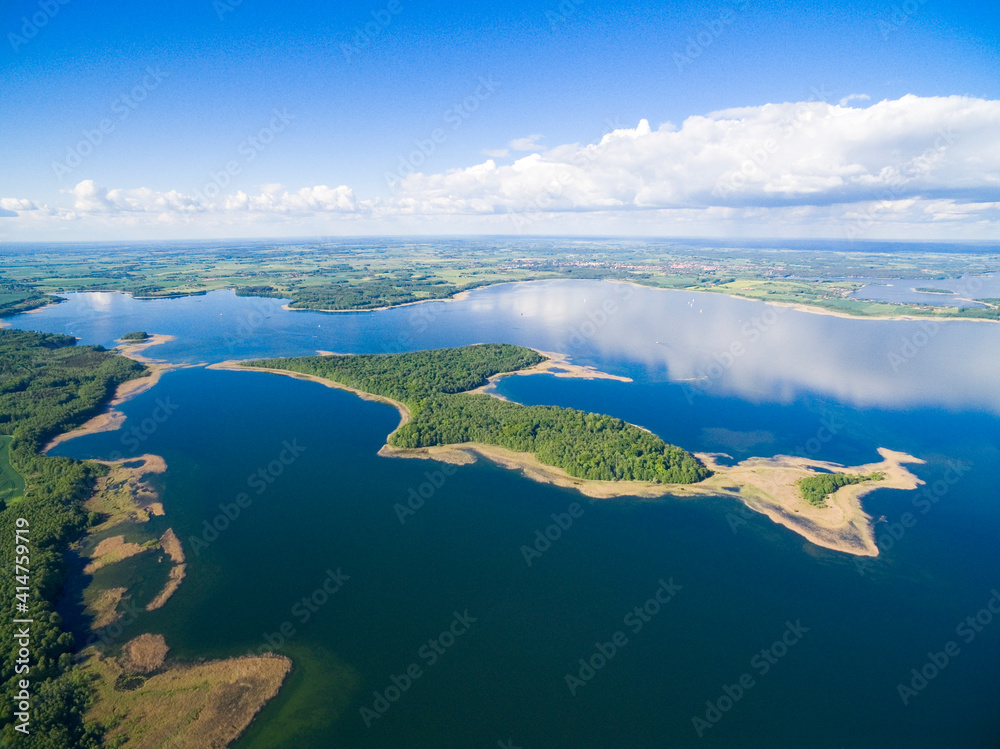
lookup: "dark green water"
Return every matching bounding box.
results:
[14,281,1000,747]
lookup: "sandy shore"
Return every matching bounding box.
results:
[42,334,180,453]
[216,358,922,556]
[468,349,631,396]
[379,442,923,556]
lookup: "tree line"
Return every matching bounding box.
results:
[246,344,711,484]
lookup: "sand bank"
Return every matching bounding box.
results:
[212,357,923,556]
[468,349,631,396]
[380,443,923,556]
[42,334,181,453]
[146,528,186,611]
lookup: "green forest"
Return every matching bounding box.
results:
[798,471,886,507]
[245,344,711,484]
[0,329,147,747]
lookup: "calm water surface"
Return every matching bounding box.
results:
[9,281,1000,748]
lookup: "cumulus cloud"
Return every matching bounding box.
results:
[390,95,1000,215]
[64,180,366,217]
[0,197,40,217]
[4,95,999,237]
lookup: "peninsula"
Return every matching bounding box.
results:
[215,344,923,557]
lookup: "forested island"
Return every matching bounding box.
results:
[242,344,712,484]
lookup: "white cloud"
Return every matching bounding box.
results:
[509,134,544,151]
[482,148,510,158]
[4,95,1000,238]
[839,93,871,106]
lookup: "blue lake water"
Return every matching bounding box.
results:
[8,281,1000,748]
[849,273,1000,308]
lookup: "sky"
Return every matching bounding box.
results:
[1,0,998,241]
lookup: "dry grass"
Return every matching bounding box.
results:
[120,634,169,674]
[146,564,186,612]
[84,535,148,575]
[85,644,292,749]
[85,454,168,530]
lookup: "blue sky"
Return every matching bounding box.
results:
[1,0,998,240]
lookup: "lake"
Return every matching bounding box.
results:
[9,280,1000,748]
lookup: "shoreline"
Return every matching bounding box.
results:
[214,358,923,556]
[468,349,631,394]
[281,289,473,314]
[42,334,180,453]
[207,360,413,438]
[8,279,994,326]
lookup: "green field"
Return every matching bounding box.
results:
[1,240,998,320]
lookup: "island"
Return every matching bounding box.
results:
[235,344,711,484]
[213,343,924,558]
